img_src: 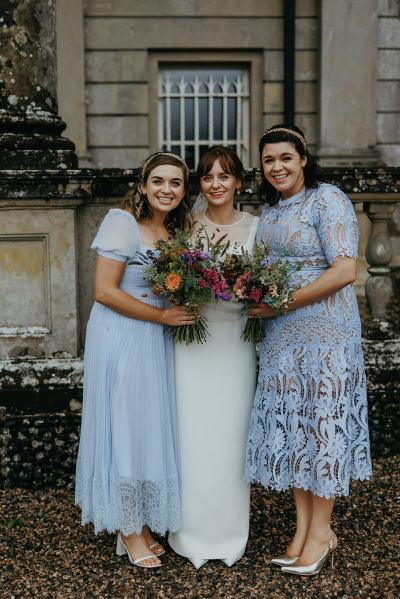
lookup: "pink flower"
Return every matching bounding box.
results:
[249,287,263,302]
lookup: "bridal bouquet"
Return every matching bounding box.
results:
[225,243,300,343]
[144,228,231,344]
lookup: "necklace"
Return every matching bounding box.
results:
[203,211,246,227]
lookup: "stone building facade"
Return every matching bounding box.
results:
[56,0,400,169]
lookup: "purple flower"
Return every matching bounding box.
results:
[216,292,232,302]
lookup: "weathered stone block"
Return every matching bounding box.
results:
[85,18,283,50]
[263,113,284,131]
[295,50,318,81]
[295,81,317,113]
[377,81,400,111]
[0,209,79,359]
[87,115,149,146]
[295,17,318,50]
[378,17,400,47]
[86,50,148,82]
[85,0,283,17]
[297,0,318,17]
[377,113,400,143]
[263,83,283,113]
[378,144,400,166]
[294,113,317,144]
[378,0,400,16]
[378,49,400,79]
[87,83,148,115]
[263,50,283,81]
[89,147,149,169]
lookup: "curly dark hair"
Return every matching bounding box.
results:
[121,152,192,232]
[258,124,324,206]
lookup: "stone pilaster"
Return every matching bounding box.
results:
[318,0,381,167]
[0,0,77,168]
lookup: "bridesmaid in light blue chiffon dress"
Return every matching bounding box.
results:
[75,152,193,569]
[246,126,372,576]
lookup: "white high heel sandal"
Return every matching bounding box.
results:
[116,534,162,569]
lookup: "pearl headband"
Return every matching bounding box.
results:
[141,152,189,177]
[264,127,307,151]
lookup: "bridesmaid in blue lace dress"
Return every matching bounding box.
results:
[75,152,194,569]
[246,126,372,576]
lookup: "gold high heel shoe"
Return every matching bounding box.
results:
[281,532,337,576]
[270,554,299,566]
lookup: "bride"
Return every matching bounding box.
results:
[168,146,259,568]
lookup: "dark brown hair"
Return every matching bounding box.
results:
[196,146,245,187]
[258,124,324,206]
[122,153,191,232]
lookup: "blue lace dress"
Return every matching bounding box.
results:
[246,184,372,498]
[75,208,180,535]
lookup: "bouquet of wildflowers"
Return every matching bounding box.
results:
[144,228,231,344]
[224,242,300,343]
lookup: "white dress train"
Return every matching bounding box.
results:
[169,211,259,566]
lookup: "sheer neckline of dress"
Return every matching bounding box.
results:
[202,211,246,227]
[277,187,307,207]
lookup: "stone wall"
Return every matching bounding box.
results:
[1,339,399,489]
[377,0,400,166]
[81,0,319,168]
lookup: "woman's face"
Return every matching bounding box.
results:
[140,164,185,215]
[261,142,306,199]
[199,159,239,208]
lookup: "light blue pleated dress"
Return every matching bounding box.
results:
[75,208,181,536]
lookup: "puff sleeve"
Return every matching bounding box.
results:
[313,185,359,265]
[91,209,140,262]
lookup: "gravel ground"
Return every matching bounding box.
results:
[1,456,399,599]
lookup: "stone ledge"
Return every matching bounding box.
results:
[0,167,399,201]
[0,357,83,392]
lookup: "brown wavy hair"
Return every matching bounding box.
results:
[121,153,192,232]
[258,124,324,206]
[196,145,245,187]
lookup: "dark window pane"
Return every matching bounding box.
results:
[185,98,194,140]
[199,145,209,159]
[185,146,195,169]
[171,98,180,140]
[227,98,237,140]
[199,98,209,140]
[213,98,223,140]
[171,145,181,156]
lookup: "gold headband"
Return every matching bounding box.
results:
[141,152,189,176]
[264,127,307,150]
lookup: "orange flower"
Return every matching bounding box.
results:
[165,273,182,292]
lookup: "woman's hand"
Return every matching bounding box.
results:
[248,303,277,319]
[160,305,197,327]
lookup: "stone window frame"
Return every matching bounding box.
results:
[148,51,263,167]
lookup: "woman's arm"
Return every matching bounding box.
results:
[249,256,356,318]
[94,256,196,326]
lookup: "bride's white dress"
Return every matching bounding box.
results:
[168,211,259,565]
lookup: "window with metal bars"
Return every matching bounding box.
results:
[159,66,250,169]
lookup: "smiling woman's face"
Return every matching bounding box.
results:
[199,159,239,208]
[261,142,307,199]
[140,164,185,215]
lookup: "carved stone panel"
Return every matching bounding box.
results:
[0,209,79,358]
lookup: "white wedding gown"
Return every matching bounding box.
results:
[169,211,259,566]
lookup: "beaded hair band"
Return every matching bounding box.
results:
[264,127,307,151]
[141,152,189,176]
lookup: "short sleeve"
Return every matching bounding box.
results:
[91,209,139,262]
[313,185,359,265]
